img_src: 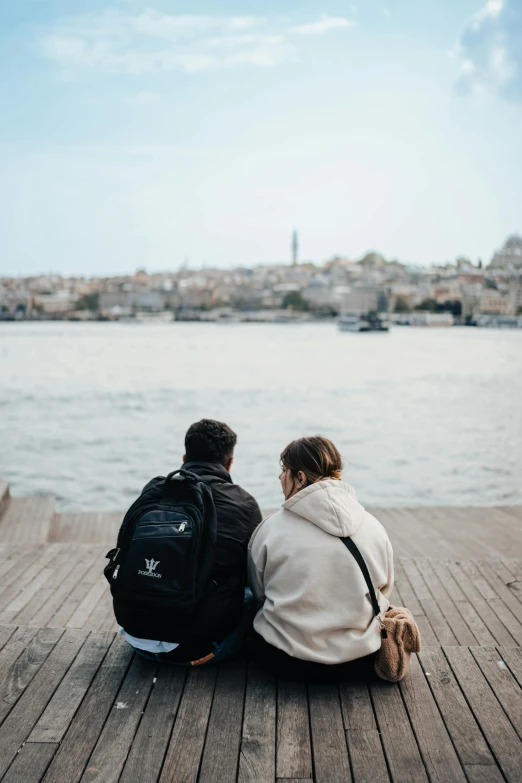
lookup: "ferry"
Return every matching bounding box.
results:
[339,312,389,332]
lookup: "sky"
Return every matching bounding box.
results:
[0,0,521,276]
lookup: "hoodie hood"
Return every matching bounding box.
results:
[282,479,366,538]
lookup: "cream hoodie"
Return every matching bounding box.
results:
[248,480,394,664]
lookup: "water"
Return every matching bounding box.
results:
[1,322,521,512]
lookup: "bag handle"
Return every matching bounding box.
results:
[341,536,387,638]
[164,468,200,487]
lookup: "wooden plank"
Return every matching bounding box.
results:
[418,647,496,766]
[0,545,61,613]
[239,662,277,783]
[0,628,88,779]
[276,681,313,780]
[159,667,217,783]
[0,626,61,726]
[49,512,122,545]
[498,505,522,522]
[0,497,55,544]
[0,479,10,518]
[490,559,522,605]
[0,546,36,582]
[78,655,158,783]
[430,561,497,646]
[43,635,132,783]
[66,579,109,629]
[398,654,467,782]
[416,558,478,645]
[394,560,438,645]
[119,664,186,783]
[29,546,98,627]
[0,624,17,652]
[308,682,352,783]
[469,647,522,738]
[400,559,459,645]
[460,561,522,645]
[476,560,522,617]
[50,555,105,628]
[0,549,47,605]
[339,675,390,782]
[339,678,376,731]
[83,583,114,631]
[8,546,77,626]
[368,509,428,558]
[498,647,522,688]
[97,605,118,633]
[29,631,113,743]
[445,561,517,646]
[462,764,506,783]
[2,567,55,616]
[379,508,456,558]
[346,731,391,783]
[444,646,522,783]
[2,741,58,783]
[199,660,248,783]
[450,508,521,559]
[370,678,429,783]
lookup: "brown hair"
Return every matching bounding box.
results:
[280,436,343,489]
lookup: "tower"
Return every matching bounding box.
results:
[292,230,298,266]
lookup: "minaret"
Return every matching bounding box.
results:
[292,230,298,266]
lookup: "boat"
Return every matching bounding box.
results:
[339,312,389,332]
[215,311,240,323]
[135,311,174,324]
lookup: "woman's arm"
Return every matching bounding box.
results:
[247,524,267,604]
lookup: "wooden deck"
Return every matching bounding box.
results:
[0,627,521,783]
[0,483,521,782]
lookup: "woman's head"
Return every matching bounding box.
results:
[279,435,343,500]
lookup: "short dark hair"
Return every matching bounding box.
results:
[185,419,237,466]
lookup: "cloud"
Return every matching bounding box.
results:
[453,0,522,101]
[38,9,355,76]
[383,8,391,18]
[290,15,355,36]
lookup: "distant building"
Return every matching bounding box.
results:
[489,235,522,271]
[34,292,76,315]
[476,290,511,316]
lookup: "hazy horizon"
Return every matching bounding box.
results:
[1,0,521,276]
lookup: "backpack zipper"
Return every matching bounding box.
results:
[113,565,120,580]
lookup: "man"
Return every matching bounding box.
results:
[118,418,262,665]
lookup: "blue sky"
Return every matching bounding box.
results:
[0,0,521,275]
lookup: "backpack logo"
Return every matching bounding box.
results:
[145,557,160,573]
[138,557,162,579]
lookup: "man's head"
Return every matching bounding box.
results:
[184,419,237,471]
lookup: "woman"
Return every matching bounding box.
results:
[248,436,394,681]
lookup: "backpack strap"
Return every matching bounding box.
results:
[341,536,388,638]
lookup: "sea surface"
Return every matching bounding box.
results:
[1,322,521,512]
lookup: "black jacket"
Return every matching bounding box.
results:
[117,461,262,653]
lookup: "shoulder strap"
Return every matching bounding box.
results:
[341,536,381,619]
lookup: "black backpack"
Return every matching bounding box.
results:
[104,469,217,618]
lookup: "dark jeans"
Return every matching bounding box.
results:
[131,587,257,667]
[252,632,377,683]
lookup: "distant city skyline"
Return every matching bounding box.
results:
[1,1,521,276]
